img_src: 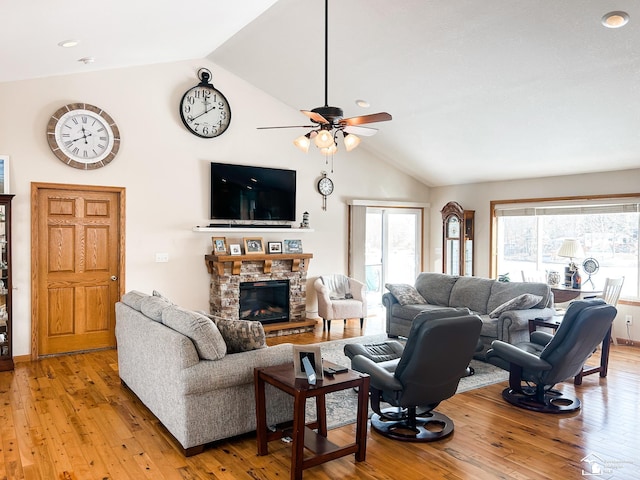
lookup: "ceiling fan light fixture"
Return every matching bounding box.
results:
[320,143,338,156]
[343,132,361,151]
[314,129,334,148]
[293,133,311,153]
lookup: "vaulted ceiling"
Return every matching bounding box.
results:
[3,0,639,186]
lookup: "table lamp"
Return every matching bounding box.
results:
[557,239,585,286]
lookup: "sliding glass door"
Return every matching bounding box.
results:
[364,208,422,308]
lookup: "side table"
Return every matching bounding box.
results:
[254,362,370,480]
[529,317,611,385]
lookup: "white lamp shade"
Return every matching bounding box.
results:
[320,143,337,156]
[343,133,361,152]
[314,129,334,148]
[557,239,585,259]
[293,134,311,153]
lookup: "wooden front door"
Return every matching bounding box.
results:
[32,183,125,357]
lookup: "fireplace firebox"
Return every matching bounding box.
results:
[239,280,290,324]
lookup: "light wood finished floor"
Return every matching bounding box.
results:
[2,312,639,480]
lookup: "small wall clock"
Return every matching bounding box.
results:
[317,172,334,211]
[179,68,231,138]
[46,103,120,169]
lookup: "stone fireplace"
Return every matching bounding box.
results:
[205,253,313,326]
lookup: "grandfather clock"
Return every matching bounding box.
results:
[441,201,474,276]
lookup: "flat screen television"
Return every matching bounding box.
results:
[210,162,296,222]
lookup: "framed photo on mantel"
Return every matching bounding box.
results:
[268,241,282,254]
[283,239,303,254]
[211,236,227,255]
[244,237,265,254]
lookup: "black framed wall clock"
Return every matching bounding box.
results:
[46,103,120,169]
[179,68,231,138]
[317,172,334,211]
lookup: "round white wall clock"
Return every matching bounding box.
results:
[46,103,120,169]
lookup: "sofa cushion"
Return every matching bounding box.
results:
[414,273,458,306]
[487,281,551,313]
[489,293,543,319]
[162,306,227,360]
[140,295,172,322]
[121,290,147,311]
[385,283,427,306]
[449,276,495,314]
[206,315,267,353]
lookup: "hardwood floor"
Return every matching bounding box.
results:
[1,312,639,479]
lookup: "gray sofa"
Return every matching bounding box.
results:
[382,273,555,359]
[115,291,294,456]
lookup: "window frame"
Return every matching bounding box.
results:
[490,193,640,300]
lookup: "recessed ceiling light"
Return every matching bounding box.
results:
[602,11,629,28]
[78,56,95,64]
[355,99,370,108]
[58,40,79,48]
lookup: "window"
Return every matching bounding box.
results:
[491,195,640,299]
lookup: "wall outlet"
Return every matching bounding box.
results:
[155,252,169,263]
[625,315,633,325]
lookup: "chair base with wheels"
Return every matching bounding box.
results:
[370,394,454,441]
[501,366,581,413]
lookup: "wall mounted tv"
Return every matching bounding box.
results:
[210,162,296,222]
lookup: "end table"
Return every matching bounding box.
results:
[254,362,370,480]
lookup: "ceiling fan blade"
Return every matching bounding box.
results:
[342,112,392,126]
[257,125,316,130]
[344,125,378,137]
[301,110,330,124]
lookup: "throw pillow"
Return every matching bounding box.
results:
[120,290,147,311]
[489,293,543,319]
[152,290,174,303]
[140,295,172,322]
[205,315,267,353]
[162,306,227,360]
[385,283,427,306]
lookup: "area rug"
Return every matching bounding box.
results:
[305,334,509,428]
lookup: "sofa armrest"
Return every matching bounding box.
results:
[497,307,555,343]
[381,292,399,333]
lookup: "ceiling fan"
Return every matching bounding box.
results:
[257,0,392,155]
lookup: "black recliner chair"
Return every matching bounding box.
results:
[486,299,617,413]
[348,310,482,441]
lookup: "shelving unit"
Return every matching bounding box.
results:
[0,194,14,372]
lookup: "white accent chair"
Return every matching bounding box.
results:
[598,277,624,345]
[521,270,548,283]
[314,274,367,331]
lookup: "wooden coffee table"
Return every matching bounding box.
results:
[254,362,370,480]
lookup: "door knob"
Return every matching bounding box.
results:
[111,275,118,281]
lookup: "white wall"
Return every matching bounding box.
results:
[429,168,640,342]
[0,59,429,357]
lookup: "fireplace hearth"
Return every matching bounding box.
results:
[240,280,289,324]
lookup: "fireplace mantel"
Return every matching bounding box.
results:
[205,253,313,275]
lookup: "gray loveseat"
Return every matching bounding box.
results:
[115,291,294,455]
[382,273,555,359]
